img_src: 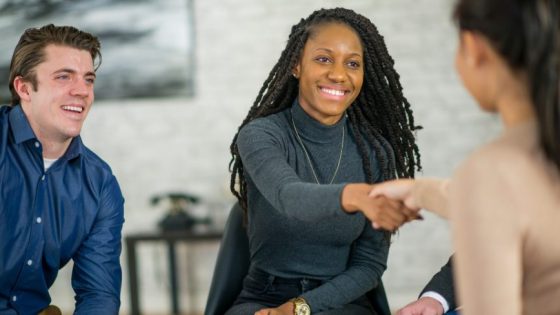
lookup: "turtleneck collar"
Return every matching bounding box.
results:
[289,100,347,143]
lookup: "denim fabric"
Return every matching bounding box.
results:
[225,269,375,315]
[0,105,124,314]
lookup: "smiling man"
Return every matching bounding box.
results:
[0,24,124,315]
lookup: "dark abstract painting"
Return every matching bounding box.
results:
[0,0,195,102]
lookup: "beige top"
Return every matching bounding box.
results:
[414,120,560,315]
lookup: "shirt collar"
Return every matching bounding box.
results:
[8,104,35,144]
[8,104,85,159]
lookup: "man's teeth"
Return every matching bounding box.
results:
[321,88,346,96]
[62,106,83,113]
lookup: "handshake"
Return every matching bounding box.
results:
[342,178,449,231]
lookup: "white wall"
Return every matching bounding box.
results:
[49,0,501,313]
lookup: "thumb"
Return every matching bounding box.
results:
[368,184,388,198]
[369,183,399,198]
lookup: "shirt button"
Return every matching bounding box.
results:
[12,295,16,302]
[27,260,33,266]
[34,141,40,148]
[36,217,42,224]
[41,175,45,181]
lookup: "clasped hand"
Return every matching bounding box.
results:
[342,181,421,231]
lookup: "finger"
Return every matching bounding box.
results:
[404,196,421,211]
[367,197,406,230]
[368,185,383,198]
[369,203,403,231]
[372,220,390,231]
[373,216,398,232]
[379,197,416,219]
[385,214,406,231]
[371,219,391,231]
[371,196,404,217]
[380,198,419,224]
[369,182,396,198]
[399,204,422,221]
[374,194,400,207]
[381,202,407,224]
[369,180,406,199]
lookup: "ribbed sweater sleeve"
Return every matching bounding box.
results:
[301,225,389,311]
[237,119,346,222]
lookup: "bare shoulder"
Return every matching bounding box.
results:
[449,134,542,223]
[457,134,536,183]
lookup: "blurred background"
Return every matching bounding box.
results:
[1,0,501,314]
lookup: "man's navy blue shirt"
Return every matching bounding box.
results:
[0,105,125,314]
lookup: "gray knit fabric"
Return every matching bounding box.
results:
[236,101,390,312]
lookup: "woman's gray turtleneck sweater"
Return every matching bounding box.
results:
[236,101,390,312]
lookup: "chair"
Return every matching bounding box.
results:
[204,203,391,315]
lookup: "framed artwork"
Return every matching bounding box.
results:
[0,0,195,102]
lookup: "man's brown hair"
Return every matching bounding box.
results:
[8,24,101,105]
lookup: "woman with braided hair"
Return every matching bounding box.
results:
[371,0,560,314]
[226,7,421,315]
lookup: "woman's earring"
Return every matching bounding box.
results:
[292,73,298,79]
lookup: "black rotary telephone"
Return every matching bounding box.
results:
[150,192,211,231]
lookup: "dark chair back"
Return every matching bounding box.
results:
[205,203,249,315]
[204,203,391,315]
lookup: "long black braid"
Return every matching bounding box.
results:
[229,7,422,212]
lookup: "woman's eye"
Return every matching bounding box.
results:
[315,56,331,63]
[347,61,361,69]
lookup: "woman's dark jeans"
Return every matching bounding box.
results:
[225,268,376,315]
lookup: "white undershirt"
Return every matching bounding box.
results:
[43,158,58,171]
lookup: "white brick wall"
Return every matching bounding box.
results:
[49,1,501,313]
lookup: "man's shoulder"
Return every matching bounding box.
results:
[0,105,12,128]
[80,145,116,179]
[0,106,13,160]
[0,104,10,114]
[79,145,124,205]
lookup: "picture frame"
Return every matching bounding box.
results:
[0,0,195,102]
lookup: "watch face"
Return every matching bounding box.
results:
[295,304,311,315]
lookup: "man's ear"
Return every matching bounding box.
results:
[12,76,32,102]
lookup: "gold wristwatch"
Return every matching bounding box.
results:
[292,297,311,315]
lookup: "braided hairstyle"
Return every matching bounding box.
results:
[229,7,422,212]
